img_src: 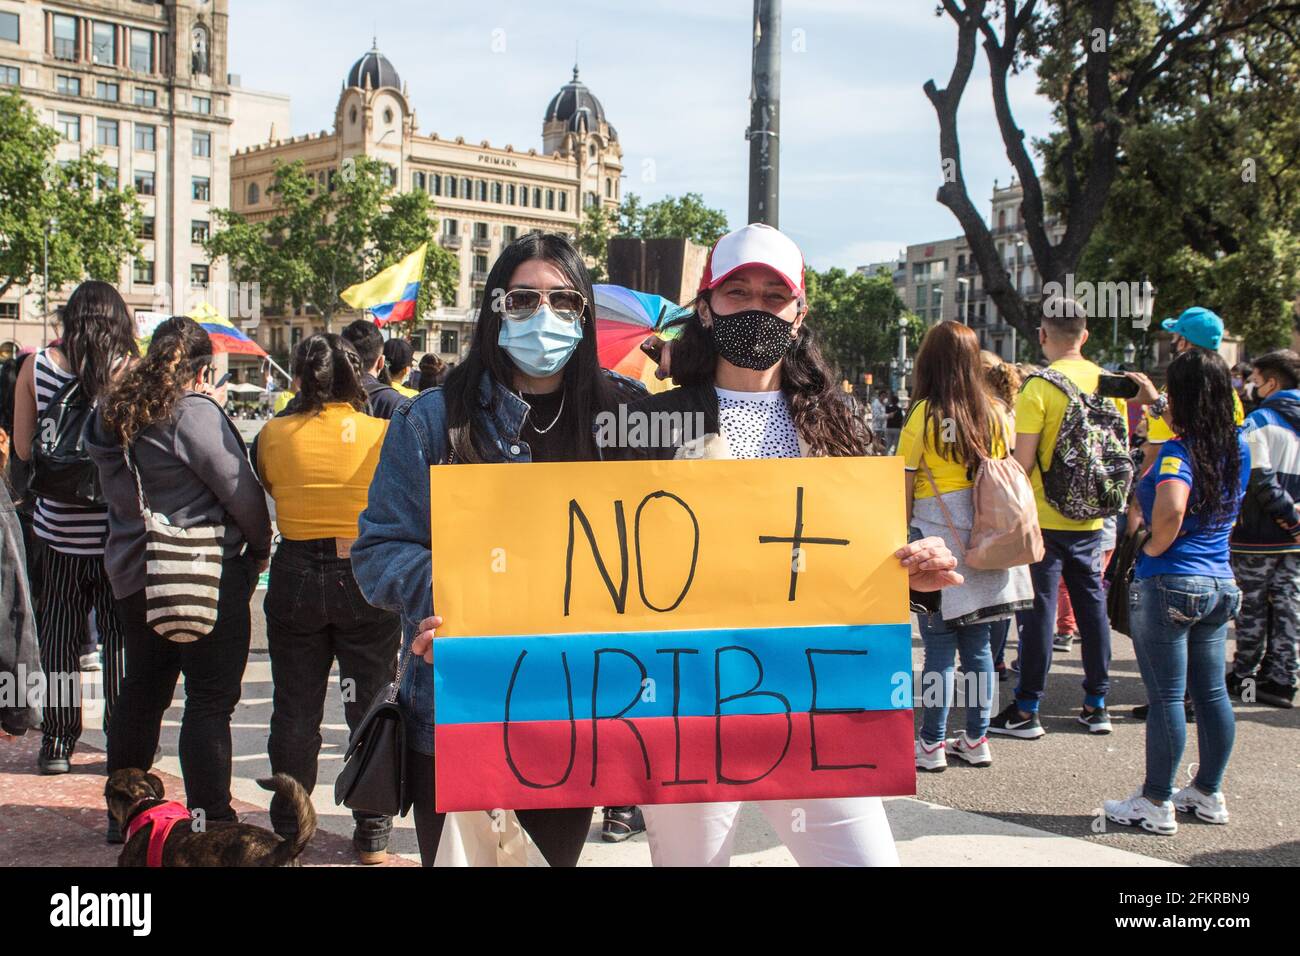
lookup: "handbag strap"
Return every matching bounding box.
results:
[388,630,415,704]
[918,455,967,561]
[121,444,151,516]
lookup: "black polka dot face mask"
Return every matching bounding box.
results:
[708,309,796,370]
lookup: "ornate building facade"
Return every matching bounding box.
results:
[230,50,623,363]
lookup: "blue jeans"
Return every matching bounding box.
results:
[917,613,996,745]
[1130,575,1240,803]
[1016,528,1112,712]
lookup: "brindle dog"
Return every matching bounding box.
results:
[106,768,317,867]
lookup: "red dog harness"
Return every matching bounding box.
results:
[123,801,191,867]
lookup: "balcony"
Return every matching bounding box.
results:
[470,271,488,286]
[470,237,491,253]
[439,233,462,251]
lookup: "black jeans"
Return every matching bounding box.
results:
[406,747,593,866]
[108,555,256,821]
[265,538,400,836]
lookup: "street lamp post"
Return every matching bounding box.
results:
[747,0,781,226]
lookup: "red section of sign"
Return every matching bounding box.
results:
[432,710,916,812]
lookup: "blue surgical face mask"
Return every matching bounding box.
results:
[497,305,585,379]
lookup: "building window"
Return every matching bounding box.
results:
[193,96,211,115]
[52,15,77,61]
[92,22,117,66]
[0,64,17,86]
[191,25,210,75]
[385,165,397,187]
[559,192,568,212]
[384,107,394,125]
[134,124,155,151]
[0,303,18,319]
[532,187,542,207]
[473,222,489,241]
[492,181,503,203]
[96,80,118,101]
[192,131,211,157]
[190,264,210,288]
[473,254,489,274]
[460,177,471,198]
[130,29,154,73]
[134,171,155,195]
[431,173,441,196]
[136,215,155,240]
[546,189,555,210]
[133,259,154,285]
[475,180,487,202]
[56,75,80,96]
[191,220,210,244]
[606,178,613,198]
[441,218,458,237]
[0,12,18,44]
[439,329,458,354]
[192,176,210,201]
[472,288,485,310]
[95,118,118,147]
[413,171,426,191]
[506,184,515,205]
[588,144,596,158]
[97,167,118,190]
[503,225,518,244]
[247,182,259,204]
[444,176,456,199]
[135,87,156,108]
[56,112,80,142]
[584,191,598,208]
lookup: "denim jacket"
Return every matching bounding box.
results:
[351,369,644,754]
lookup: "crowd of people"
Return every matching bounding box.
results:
[0,218,1296,864]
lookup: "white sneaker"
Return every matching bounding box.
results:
[1104,791,1178,835]
[945,732,993,767]
[915,737,947,772]
[79,652,101,672]
[1172,785,1229,824]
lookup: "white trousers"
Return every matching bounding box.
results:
[642,797,900,867]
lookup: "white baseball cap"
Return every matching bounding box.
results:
[699,223,805,297]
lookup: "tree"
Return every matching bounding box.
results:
[577,192,730,284]
[1048,18,1300,355]
[205,156,458,332]
[0,91,141,301]
[924,0,1300,346]
[804,267,924,384]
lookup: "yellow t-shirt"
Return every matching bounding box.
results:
[900,398,1010,499]
[272,390,295,414]
[393,382,419,399]
[1016,358,1127,532]
[257,403,388,540]
[1144,388,1244,443]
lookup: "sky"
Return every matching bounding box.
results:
[228,0,1057,272]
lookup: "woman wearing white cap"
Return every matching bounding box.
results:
[622,223,962,866]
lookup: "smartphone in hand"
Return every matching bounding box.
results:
[1096,373,1140,400]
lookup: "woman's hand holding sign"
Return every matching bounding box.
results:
[412,615,444,664]
[895,536,963,591]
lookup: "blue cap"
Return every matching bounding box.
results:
[1161,307,1224,350]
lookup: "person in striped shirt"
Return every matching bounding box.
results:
[11,281,138,774]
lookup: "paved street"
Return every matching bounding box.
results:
[6,589,1292,868]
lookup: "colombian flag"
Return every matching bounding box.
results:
[186,303,267,357]
[341,243,427,326]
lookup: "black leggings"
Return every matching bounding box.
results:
[406,748,593,867]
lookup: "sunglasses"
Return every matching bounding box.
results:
[499,287,587,324]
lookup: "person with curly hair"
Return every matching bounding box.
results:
[87,315,271,843]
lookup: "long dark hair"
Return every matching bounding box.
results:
[666,294,871,456]
[61,281,139,400]
[1165,349,1241,527]
[101,317,212,444]
[293,333,369,415]
[381,338,413,386]
[417,352,446,390]
[442,233,613,462]
[910,321,998,468]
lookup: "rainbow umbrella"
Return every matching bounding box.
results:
[593,284,688,393]
[186,302,267,357]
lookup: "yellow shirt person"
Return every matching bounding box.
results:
[899,398,1010,499]
[257,402,388,540]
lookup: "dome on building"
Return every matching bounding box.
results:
[544,66,608,132]
[346,42,402,91]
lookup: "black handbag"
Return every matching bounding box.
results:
[334,643,412,817]
[1107,528,1151,637]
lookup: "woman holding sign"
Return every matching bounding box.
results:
[353,234,647,865]
[615,224,962,867]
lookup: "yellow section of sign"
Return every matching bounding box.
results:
[429,456,908,637]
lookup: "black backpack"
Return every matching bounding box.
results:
[29,377,104,507]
